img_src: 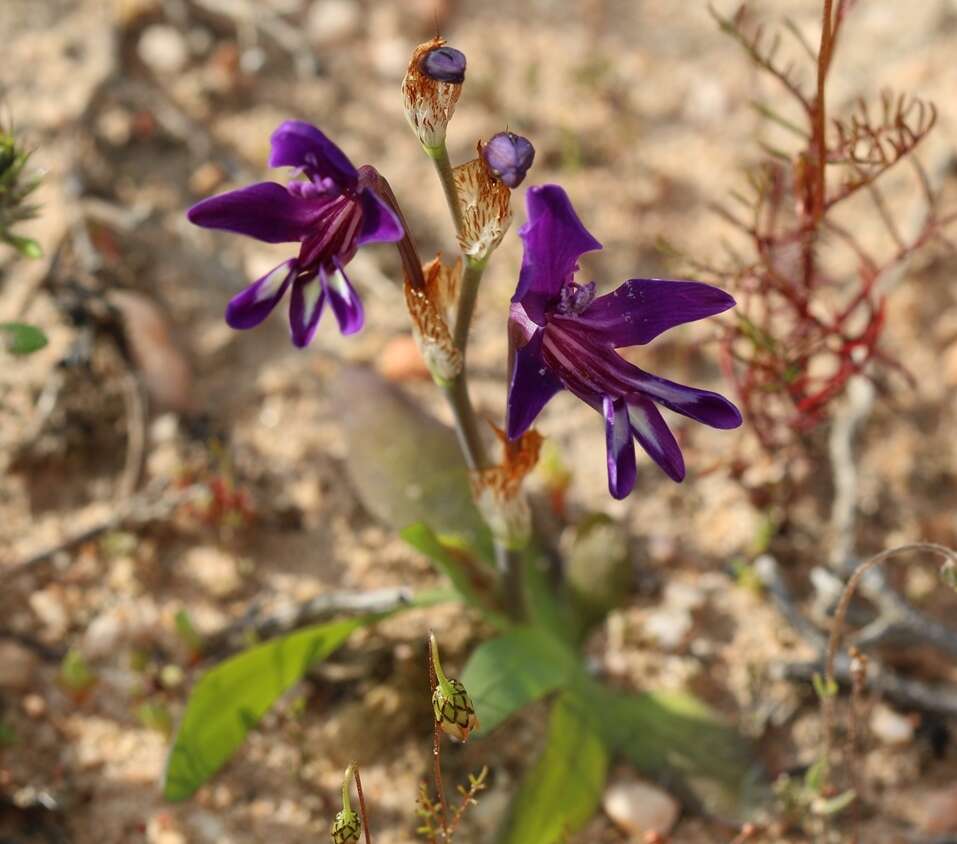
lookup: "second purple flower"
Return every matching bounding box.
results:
[187,121,403,347]
[506,184,742,499]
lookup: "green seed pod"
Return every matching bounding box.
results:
[330,809,361,844]
[432,677,478,742]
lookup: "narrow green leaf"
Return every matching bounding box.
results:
[400,523,508,627]
[803,757,827,793]
[332,366,489,548]
[1,322,47,355]
[462,626,578,736]
[499,691,608,844]
[812,789,856,816]
[812,673,838,700]
[163,618,362,801]
[8,235,42,259]
[595,684,765,819]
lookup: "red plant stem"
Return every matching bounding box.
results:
[427,639,450,835]
[353,766,373,844]
[815,0,834,219]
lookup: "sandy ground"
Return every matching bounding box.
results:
[2,0,957,841]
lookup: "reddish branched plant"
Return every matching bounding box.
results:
[681,1,956,452]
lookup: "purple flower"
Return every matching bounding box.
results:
[506,184,742,499]
[187,121,403,347]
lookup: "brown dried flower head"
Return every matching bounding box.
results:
[401,38,464,154]
[472,425,543,549]
[404,254,463,383]
[453,146,512,264]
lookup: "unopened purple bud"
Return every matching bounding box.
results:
[421,46,466,84]
[482,132,535,188]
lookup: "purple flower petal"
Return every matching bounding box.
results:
[506,327,564,440]
[356,187,404,246]
[603,395,637,499]
[632,368,743,429]
[225,260,296,329]
[514,184,602,324]
[577,278,736,347]
[188,182,324,243]
[288,275,326,348]
[627,395,685,482]
[269,121,358,190]
[324,262,364,335]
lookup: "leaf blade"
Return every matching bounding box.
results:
[163,617,362,801]
[596,684,765,819]
[1,322,47,355]
[499,691,609,844]
[462,626,578,736]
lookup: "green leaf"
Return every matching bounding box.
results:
[462,626,578,736]
[7,235,42,259]
[1,322,47,355]
[803,757,827,793]
[812,673,838,700]
[332,366,489,548]
[163,618,362,801]
[521,545,579,644]
[596,684,765,819]
[812,789,856,816]
[499,691,608,844]
[401,523,508,626]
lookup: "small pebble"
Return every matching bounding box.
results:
[603,776,680,837]
[869,703,915,746]
[138,24,189,74]
[22,693,46,719]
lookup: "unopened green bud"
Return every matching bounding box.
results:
[331,763,363,844]
[330,809,361,844]
[429,633,479,742]
[432,677,479,742]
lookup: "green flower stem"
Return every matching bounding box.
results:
[428,631,454,697]
[383,165,525,619]
[441,257,489,473]
[341,764,355,814]
[444,258,525,618]
[426,142,465,241]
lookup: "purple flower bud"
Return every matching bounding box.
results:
[482,132,535,188]
[421,46,466,84]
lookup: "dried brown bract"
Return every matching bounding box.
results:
[401,38,463,154]
[403,254,462,383]
[453,148,512,264]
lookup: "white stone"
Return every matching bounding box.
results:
[644,608,693,651]
[184,546,242,598]
[603,777,680,837]
[138,25,189,74]
[869,703,914,746]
